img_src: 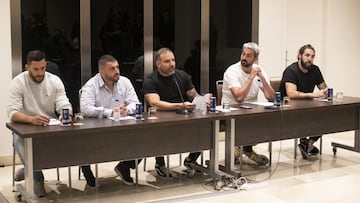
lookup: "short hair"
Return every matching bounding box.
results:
[26,50,45,64]
[298,44,315,56]
[155,47,173,62]
[242,42,260,57]
[98,54,117,69]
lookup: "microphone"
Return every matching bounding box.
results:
[172,74,189,114]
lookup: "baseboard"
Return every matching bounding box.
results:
[0,155,21,166]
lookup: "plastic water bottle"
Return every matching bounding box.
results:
[113,99,120,121]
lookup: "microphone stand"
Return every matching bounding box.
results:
[173,75,189,115]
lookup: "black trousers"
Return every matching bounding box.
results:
[156,152,201,166]
[81,159,142,183]
[300,135,321,143]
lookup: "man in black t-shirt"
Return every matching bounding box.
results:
[280,44,328,159]
[143,48,202,178]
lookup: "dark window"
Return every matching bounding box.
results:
[21,0,81,112]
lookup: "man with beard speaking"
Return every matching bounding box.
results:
[222,42,275,166]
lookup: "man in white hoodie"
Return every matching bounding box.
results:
[7,50,72,197]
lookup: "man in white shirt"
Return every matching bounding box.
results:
[7,50,73,197]
[80,54,140,188]
[222,42,275,165]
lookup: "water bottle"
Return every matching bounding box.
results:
[113,99,120,121]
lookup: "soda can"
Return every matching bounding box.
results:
[274,92,281,106]
[328,87,333,101]
[210,97,216,113]
[62,108,70,125]
[135,103,143,119]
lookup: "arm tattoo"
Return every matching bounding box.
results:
[318,82,327,90]
[186,88,199,100]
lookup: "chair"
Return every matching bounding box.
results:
[269,77,322,159]
[215,80,223,105]
[215,80,273,166]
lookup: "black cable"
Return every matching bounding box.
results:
[245,141,282,183]
[245,106,285,183]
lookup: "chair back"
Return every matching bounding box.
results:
[216,80,223,105]
[78,89,82,113]
[270,77,281,92]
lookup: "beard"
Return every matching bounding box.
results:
[29,74,44,83]
[106,74,119,82]
[241,60,251,68]
[300,59,313,70]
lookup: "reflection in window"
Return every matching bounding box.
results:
[210,0,253,96]
[91,0,143,78]
[21,0,81,112]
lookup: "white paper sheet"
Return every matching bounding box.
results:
[250,101,274,107]
[49,118,61,126]
[108,116,135,121]
[216,106,238,112]
[192,94,210,112]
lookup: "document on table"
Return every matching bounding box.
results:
[215,106,238,112]
[108,116,135,121]
[49,118,61,125]
[250,101,274,107]
[314,98,329,102]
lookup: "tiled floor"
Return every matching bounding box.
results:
[1,131,360,202]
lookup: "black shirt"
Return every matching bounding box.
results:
[280,62,325,97]
[143,69,194,103]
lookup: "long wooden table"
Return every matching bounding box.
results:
[6,97,360,202]
[6,111,224,202]
[221,96,360,175]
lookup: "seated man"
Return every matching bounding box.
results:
[7,50,73,197]
[80,54,140,188]
[280,44,327,159]
[222,42,275,165]
[143,47,204,178]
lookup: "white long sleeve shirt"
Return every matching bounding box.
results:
[7,71,72,120]
[80,73,139,118]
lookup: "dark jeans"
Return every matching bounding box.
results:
[300,135,321,143]
[81,159,142,184]
[243,145,253,153]
[156,152,201,166]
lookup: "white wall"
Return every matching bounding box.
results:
[259,0,324,78]
[258,0,285,78]
[259,0,360,98]
[0,0,13,159]
[324,0,360,97]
